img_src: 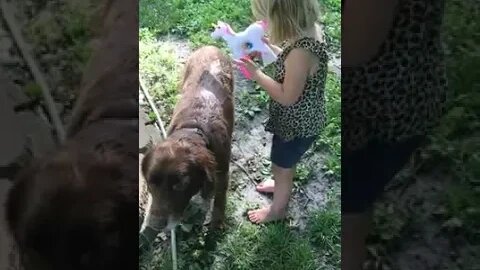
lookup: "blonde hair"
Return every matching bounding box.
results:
[251,0,322,44]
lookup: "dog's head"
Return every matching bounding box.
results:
[6,149,137,270]
[141,139,216,231]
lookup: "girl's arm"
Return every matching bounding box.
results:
[269,44,283,55]
[251,48,312,106]
[343,0,398,66]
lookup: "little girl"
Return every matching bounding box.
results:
[236,0,328,224]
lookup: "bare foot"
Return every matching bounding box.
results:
[247,206,286,224]
[256,179,275,193]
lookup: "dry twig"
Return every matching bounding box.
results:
[231,158,258,186]
[139,76,167,139]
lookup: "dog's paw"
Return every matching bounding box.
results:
[209,220,226,231]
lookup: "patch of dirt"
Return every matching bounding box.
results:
[158,35,191,64]
[230,112,329,230]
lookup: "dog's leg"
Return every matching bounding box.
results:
[200,180,214,217]
[200,178,214,201]
[210,159,229,229]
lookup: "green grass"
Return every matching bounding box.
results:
[139,33,181,124]
[140,194,340,270]
[308,200,341,268]
[141,197,341,270]
[140,0,251,48]
[316,74,341,179]
[213,222,319,270]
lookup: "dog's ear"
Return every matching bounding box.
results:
[173,147,216,195]
[172,161,214,193]
[142,154,169,189]
[203,162,216,184]
[171,167,213,196]
[194,147,216,184]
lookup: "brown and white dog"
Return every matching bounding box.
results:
[6,0,138,269]
[141,46,234,233]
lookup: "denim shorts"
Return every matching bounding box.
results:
[270,135,317,169]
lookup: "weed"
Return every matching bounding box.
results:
[295,163,313,184]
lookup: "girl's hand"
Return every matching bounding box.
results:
[233,57,261,80]
[262,36,283,55]
[261,36,272,46]
[248,51,262,60]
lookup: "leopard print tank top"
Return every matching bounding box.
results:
[265,37,328,141]
[343,0,448,151]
